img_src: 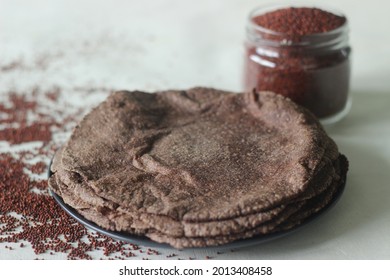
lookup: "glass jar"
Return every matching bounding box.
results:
[243,5,351,124]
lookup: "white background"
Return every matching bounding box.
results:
[1,0,390,260]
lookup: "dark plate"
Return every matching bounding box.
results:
[48,162,346,250]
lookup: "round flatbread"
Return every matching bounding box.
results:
[49,87,348,248]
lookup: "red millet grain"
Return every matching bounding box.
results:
[0,59,25,72]
[0,92,36,119]
[0,92,55,144]
[0,123,53,144]
[45,87,61,102]
[29,161,48,175]
[147,248,160,255]
[253,7,346,36]
[245,7,350,118]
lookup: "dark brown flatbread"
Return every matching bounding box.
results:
[146,156,347,248]
[49,87,348,248]
[50,146,340,238]
[146,176,341,248]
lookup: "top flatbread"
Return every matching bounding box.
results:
[55,88,340,224]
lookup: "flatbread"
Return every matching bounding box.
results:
[49,88,348,248]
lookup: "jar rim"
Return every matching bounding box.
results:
[247,3,349,42]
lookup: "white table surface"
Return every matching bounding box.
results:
[1,0,389,260]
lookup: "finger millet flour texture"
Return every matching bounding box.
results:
[48,88,347,249]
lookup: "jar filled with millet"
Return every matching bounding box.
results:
[244,5,351,124]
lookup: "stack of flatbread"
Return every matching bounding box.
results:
[49,88,348,248]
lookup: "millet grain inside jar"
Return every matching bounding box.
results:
[244,6,351,123]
